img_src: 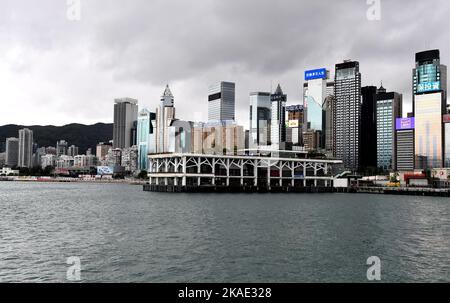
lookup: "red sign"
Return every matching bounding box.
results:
[443,115,450,123]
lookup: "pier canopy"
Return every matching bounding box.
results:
[147,153,343,191]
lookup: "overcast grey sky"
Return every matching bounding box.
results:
[1,0,449,128]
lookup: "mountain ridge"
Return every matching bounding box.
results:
[0,123,113,154]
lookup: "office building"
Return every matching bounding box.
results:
[41,154,56,169]
[121,146,139,173]
[137,109,156,171]
[156,85,176,153]
[396,118,415,171]
[168,120,194,154]
[18,128,33,168]
[249,92,271,147]
[444,114,450,167]
[113,98,138,149]
[67,145,79,157]
[96,143,112,161]
[208,81,235,122]
[360,86,377,170]
[270,84,287,148]
[192,121,245,156]
[5,137,19,167]
[323,95,335,155]
[376,89,402,171]
[333,60,362,171]
[56,140,68,156]
[413,50,447,169]
[286,105,304,146]
[303,68,331,132]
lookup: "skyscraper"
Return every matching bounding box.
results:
[56,140,68,156]
[286,105,304,147]
[113,98,138,149]
[156,85,175,153]
[334,60,362,172]
[375,88,402,171]
[5,137,19,167]
[413,50,447,169]
[444,114,450,167]
[270,84,287,148]
[360,86,377,170]
[303,68,329,132]
[18,128,33,168]
[396,117,415,171]
[323,95,335,155]
[137,108,156,170]
[249,92,271,147]
[208,81,235,122]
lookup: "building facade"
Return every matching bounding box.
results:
[360,86,377,170]
[413,50,447,169]
[396,118,415,171]
[333,60,362,171]
[375,90,402,171]
[270,84,287,148]
[156,85,176,153]
[18,128,33,168]
[5,137,19,167]
[137,108,156,171]
[208,81,236,122]
[249,92,271,147]
[444,114,450,168]
[113,98,138,149]
[286,105,304,147]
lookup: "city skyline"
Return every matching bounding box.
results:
[1,0,449,128]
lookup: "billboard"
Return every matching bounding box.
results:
[305,68,327,81]
[443,114,450,123]
[288,120,300,128]
[396,118,415,130]
[417,81,440,93]
[97,166,115,175]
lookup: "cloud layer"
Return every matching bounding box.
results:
[1,0,449,128]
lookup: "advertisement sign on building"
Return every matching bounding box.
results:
[396,118,415,130]
[443,114,450,123]
[288,120,300,128]
[305,68,327,81]
[417,81,440,93]
[97,166,115,175]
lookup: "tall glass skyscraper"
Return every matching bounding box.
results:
[249,92,271,147]
[375,91,402,171]
[334,60,362,172]
[113,98,138,149]
[137,109,156,171]
[270,84,287,148]
[18,128,33,168]
[413,50,447,169]
[444,115,450,168]
[208,81,235,122]
[303,68,330,132]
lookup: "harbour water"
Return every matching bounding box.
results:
[0,182,449,282]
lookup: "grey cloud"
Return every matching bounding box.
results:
[0,0,449,126]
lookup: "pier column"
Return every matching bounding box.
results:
[197,157,201,186]
[314,163,318,187]
[226,158,230,186]
[254,160,258,187]
[303,162,306,187]
[267,160,271,188]
[240,160,244,186]
[212,158,216,185]
[182,156,187,187]
[291,163,295,187]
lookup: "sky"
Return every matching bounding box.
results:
[1,0,449,128]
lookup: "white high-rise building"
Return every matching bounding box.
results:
[156,85,175,153]
[18,128,33,168]
[208,81,235,122]
[270,84,287,149]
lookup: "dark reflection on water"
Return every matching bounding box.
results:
[0,182,449,282]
